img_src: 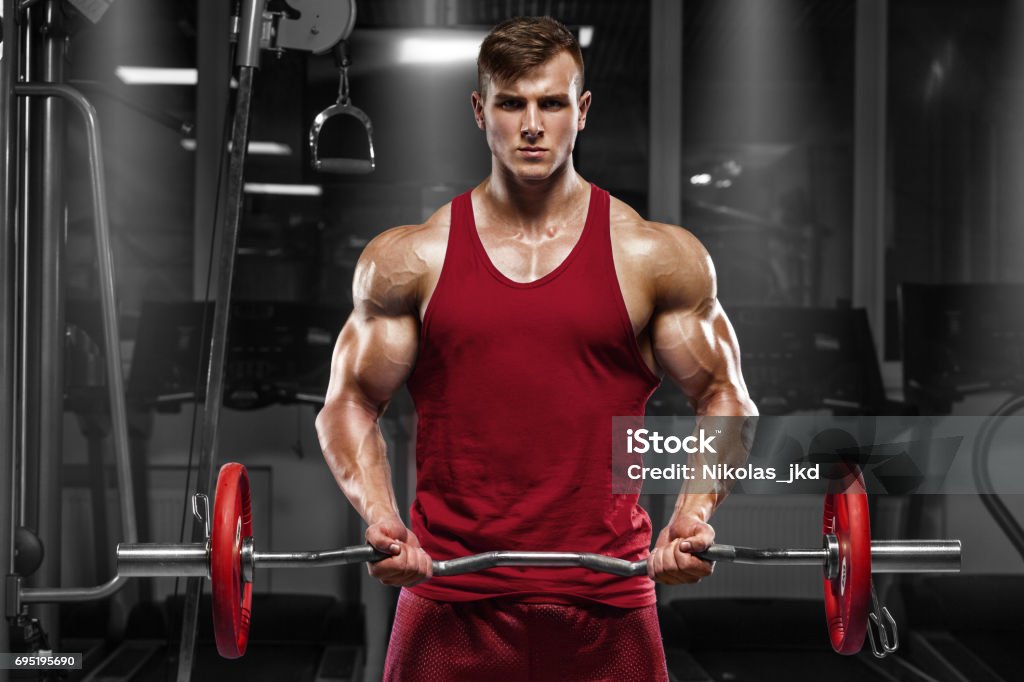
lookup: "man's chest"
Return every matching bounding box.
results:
[417,217,656,337]
[478,226,655,336]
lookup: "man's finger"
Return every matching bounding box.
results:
[367,532,402,555]
[676,545,712,569]
[367,547,432,587]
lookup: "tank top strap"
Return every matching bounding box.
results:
[447,189,477,261]
[577,184,611,264]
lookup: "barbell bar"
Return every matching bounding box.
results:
[117,540,961,579]
[110,462,961,660]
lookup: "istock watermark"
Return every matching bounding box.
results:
[612,415,1024,495]
[625,428,718,454]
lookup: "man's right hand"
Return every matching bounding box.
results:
[366,517,434,586]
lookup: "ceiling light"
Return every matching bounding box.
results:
[115,67,198,85]
[578,26,594,48]
[247,141,292,155]
[396,36,483,64]
[180,139,293,156]
[243,183,323,196]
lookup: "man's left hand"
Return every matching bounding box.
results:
[648,514,716,585]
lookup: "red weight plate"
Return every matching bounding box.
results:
[212,462,253,658]
[822,465,871,655]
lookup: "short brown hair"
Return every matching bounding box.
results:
[477,16,584,95]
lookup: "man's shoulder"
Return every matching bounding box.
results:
[607,195,710,268]
[361,203,452,271]
[353,204,452,310]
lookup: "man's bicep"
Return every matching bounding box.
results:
[323,225,425,411]
[651,301,744,412]
[642,223,751,414]
[324,309,419,411]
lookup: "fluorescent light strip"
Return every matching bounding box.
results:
[247,141,292,155]
[116,66,198,85]
[243,183,323,197]
[179,139,293,156]
[578,26,594,48]
[396,37,482,64]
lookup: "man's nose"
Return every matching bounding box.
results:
[521,104,543,137]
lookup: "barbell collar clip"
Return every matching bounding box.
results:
[242,537,255,583]
[192,493,211,539]
[824,534,840,580]
[867,583,899,657]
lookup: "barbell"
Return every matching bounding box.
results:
[115,462,962,660]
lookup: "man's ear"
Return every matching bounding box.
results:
[471,91,485,130]
[578,90,592,131]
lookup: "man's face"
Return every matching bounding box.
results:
[472,51,591,182]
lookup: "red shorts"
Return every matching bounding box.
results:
[383,589,669,682]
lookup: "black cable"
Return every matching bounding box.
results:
[971,393,1024,563]
[162,52,238,681]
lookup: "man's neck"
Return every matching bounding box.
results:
[479,165,589,235]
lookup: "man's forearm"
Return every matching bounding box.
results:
[671,393,758,525]
[315,399,403,526]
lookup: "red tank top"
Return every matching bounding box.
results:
[406,185,661,607]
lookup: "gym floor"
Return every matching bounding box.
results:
[47,578,1023,681]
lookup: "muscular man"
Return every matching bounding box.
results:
[316,16,757,681]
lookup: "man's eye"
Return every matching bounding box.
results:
[500,100,522,109]
[543,101,565,109]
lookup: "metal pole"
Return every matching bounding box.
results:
[13,83,138,547]
[852,0,888,358]
[85,429,112,578]
[648,0,683,225]
[13,0,33,568]
[177,0,264,667]
[192,0,231,297]
[21,576,126,603]
[29,0,68,648]
[2,0,23,675]
[647,0,683,614]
